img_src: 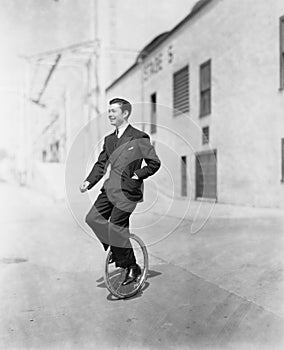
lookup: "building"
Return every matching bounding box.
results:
[102,0,284,208]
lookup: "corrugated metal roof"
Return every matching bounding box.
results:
[106,0,215,92]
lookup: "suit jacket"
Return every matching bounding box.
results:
[85,124,161,203]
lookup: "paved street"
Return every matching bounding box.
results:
[0,181,284,349]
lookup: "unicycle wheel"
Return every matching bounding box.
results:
[104,234,148,299]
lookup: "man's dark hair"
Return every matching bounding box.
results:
[109,98,132,117]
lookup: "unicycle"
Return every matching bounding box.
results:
[104,234,148,299]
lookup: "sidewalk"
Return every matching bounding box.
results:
[134,189,284,348]
[1,182,283,349]
[134,185,284,316]
[141,181,284,219]
[47,182,284,340]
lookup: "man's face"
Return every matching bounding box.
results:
[108,103,128,127]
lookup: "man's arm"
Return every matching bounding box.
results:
[85,138,109,190]
[134,134,161,180]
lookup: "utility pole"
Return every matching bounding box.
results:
[94,0,101,121]
[88,0,102,152]
[109,0,117,81]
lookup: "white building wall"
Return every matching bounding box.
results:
[106,0,284,208]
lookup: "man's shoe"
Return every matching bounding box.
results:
[121,264,142,286]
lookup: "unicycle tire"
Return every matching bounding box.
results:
[104,234,148,299]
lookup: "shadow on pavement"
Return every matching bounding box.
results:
[106,281,150,301]
[147,269,162,279]
[95,268,162,301]
[96,268,162,288]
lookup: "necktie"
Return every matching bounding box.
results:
[113,130,118,150]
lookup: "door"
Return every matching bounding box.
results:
[195,150,217,199]
[181,156,187,196]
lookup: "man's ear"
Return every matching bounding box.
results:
[123,110,129,119]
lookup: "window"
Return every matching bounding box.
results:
[282,138,284,182]
[280,16,284,89]
[173,65,189,117]
[202,126,209,144]
[181,156,187,196]
[50,141,60,162]
[150,93,157,134]
[42,150,47,162]
[200,60,211,117]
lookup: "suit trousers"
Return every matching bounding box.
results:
[85,189,137,268]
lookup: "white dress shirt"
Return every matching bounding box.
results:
[116,122,129,138]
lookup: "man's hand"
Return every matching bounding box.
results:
[80,181,90,193]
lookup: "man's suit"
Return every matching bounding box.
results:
[85,124,161,268]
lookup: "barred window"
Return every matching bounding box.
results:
[280,16,284,89]
[173,65,189,117]
[200,60,211,117]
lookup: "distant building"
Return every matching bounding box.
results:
[27,47,94,199]
[104,0,284,208]
[30,60,88,164]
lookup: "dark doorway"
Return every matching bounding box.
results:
[181,156,187,197]
[196,150,217,199]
